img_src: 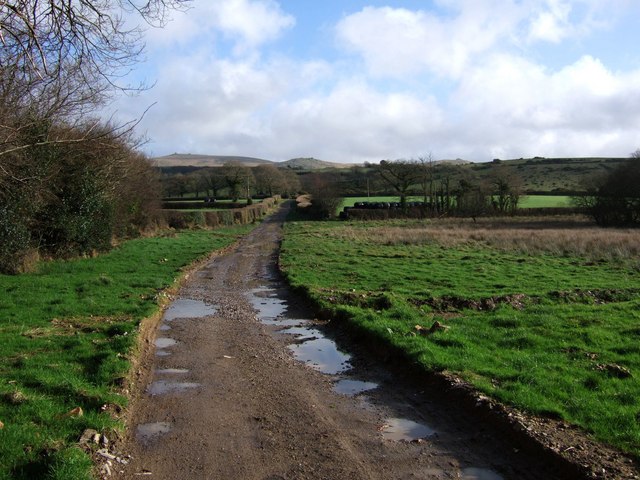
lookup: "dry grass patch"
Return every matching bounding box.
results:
[334,217,640,262]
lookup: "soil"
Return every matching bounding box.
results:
[106,204,639,480]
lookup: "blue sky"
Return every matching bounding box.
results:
[110,0,640,163]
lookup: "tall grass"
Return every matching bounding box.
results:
[329,217,640,262]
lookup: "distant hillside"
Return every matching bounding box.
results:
[436,159,472,166]
[469,157,628,193]
[277,157,354,170]
[153,154,273,168]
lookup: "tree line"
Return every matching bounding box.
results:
[162,162,301,201]
[302,157,524,219]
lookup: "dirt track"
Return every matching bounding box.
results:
[110,205,627,480]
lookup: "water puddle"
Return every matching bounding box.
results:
[381,417,436,441]
[334,379,378,396]
[155,350,171,357]
[156,368,189,375]
[288,336,351,375]
[155,337,177,349]
[282,326,321,339]
[164,299,216,322]
[461,468,504,480]
[159,324,171,331]
[265,318,309,327]
[136,422,171,443]
[148,380,200,396]
[248,287,288,320]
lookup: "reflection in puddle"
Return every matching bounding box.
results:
[155,337,177,348]
[462,468,504,480]
[288,336,351,375]
[156,368,189,375]
[283,326,320,339]
[164,299,216,321]
[382,417,436,441]
[136,422,171,443]
[268,318,309,327]
[148,380,200,396]
[159,324,171,331]
[248,287,288,320]
[334,379,378,396]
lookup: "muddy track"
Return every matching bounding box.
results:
[110,204,633,480]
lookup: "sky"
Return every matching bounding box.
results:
[109,0,640,163]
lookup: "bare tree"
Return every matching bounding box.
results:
[489,166,524,214]
[221,161,252,202]
[254,164,285,197]
[0,0,190,160]
[375,159,421,209]
[417,153,435,211]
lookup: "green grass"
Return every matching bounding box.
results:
[280,219,640,457]
[0,225,253,479]
[341,195,572,209]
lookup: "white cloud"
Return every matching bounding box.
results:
[212,0,295,51]
[335,4,520,79]
[143,0,294,53]
[267,82,445,162]
[109,1,640,163]
[450,54,640,158]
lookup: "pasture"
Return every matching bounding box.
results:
[0,226,254,479]
[280,216,640,457]
[340,195,573,209]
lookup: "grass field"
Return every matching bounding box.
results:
[341,195,572,209]
[0,226,253,479]
[280,217,640,457]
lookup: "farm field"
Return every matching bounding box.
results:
[280,216,640,457]
[341,195,573,209]
[0,226,254,479]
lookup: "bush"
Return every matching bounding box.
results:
[581,156,640,227]
[0,203,33,273]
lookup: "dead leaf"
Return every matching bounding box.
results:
[64,407,84,418]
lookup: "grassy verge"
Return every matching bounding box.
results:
[0,225,254,479]
[340,195,572,209]
[280,217,640,457]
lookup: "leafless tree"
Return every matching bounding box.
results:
[0,0,190,161]
[253,164,285,197]
[221,161,253,202]
[375,159,421,209]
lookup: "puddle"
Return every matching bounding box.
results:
[248,287,288,320]
[461,468,504,480]
[155,337,177,348]
[148,380,200,396]
[382,417,436,441]
[159,324,171,331]
[334,379,378,396]
[155,350,171,357]
[288,336,351,375]
[267,318,309,327]
[136,422,171,443]
[156,368,189,375]
[164,299,216,321]
[282,326,321,339]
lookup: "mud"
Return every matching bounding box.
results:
[109,203,638,480]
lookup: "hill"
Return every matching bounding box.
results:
[152,154,354,170]
[470,157,628,193]
[153,154,273,168]
[278,157,354,170]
